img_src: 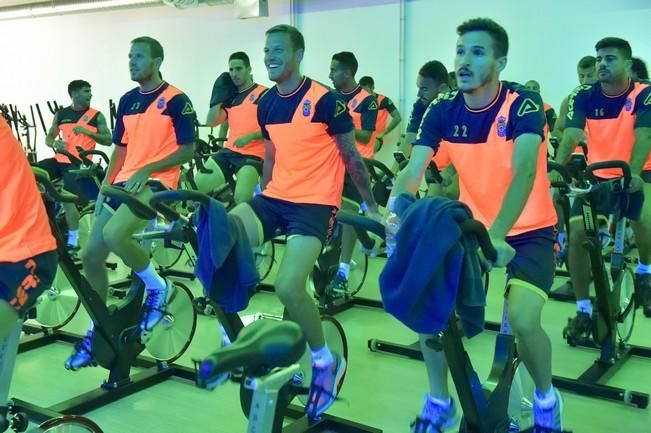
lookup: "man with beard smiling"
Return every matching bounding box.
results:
[554,37,651,325]
[196,51,268,204]
[390,18,563,431]
[232,24,379,418]
[66,36,197,370]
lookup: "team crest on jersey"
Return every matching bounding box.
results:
[83,115,89,122]
[351,98,358,109]
[157,97,166,110]
[249,93,255,102]
[625,98,633,112]
[303,99,312,116]
[497,116,507,137]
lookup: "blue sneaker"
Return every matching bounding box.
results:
[410,395,460,432]
[305,352,346,419]
[533,388,564,432]
[140,279,174,332]
[326,273,349,294]
[64,331,96,370]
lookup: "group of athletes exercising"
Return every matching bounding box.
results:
[2,16,650,433]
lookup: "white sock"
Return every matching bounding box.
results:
[310,343,334,368]
[637,261,651,274]
[426,393,452,407]
[337,263,350,279]
[67,229,79,247]
[534,387,557,408]
[577,299,592,316]
[135,262,166,291]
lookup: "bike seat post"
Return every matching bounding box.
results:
[245,364,301,433]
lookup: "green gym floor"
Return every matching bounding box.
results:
[10,246,651,433]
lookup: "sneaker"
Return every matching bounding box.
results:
[533,388,564,432]
[635,273,651,317]
[410,395,459,433]
[562,311,592,343]
[140,279,174,332]
[326,273,349,294]
[305,352,347,419]
[64,331,96,370]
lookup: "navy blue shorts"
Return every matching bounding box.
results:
[505,226,556,299]
[0,250,58,317]
[214,148,263,189]
[248,194,337,245]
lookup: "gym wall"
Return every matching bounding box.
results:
[1,0,650,158]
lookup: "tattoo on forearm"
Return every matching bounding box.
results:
[337,135,376,207]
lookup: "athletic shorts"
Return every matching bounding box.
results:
[248,194,337,245]
[213,148,263,189]
[569,169,649,221]
[0,250,58,317]
[505,226,556,299]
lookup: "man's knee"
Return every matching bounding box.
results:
[507,306,542,337]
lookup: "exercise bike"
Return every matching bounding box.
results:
[335,209,572,433]
[553,160,650,408]
[15,171,197,419]
[144,189,380,433]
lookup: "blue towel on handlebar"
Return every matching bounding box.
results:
[380,194,486,338]
[194,197,259,313]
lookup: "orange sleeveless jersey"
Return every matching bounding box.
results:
[1,117,56,262]
[566,80,651,178]
[224,83,267,159]
[55,107,99,164]
[416,82,557,236]
[258,78,354,206]
[113,82,197,189]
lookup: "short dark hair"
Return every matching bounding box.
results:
[68,80,91,96]
[266,24,305,52]
[418,61,448,86]
[595,37,632,59]
[229,51,251,68]
[577,55,596,70]
[457,18,508,58]
[359,76,374,88]
[131,36,164,61]
[332,51,358,76]
[631,57,649,80]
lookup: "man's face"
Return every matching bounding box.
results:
[416,75,440,105]
[129,42,160,82]
[264,32,301,83]
[525,80,540,93]
[329,60,349,91]
[454,31,503,94]
[229,59,251,88]
[596,47,631,84]
[577,66,598,85]
[72,86,92,106]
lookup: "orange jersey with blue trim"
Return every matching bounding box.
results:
[375,93,397,134]
[224,83,267,159]
[565,79,651,178]
[257,77,354,206]
[1,117,56,262]
[112,82,197,189]
[416,82,556,236]
[55,106,100,163]
[340,85,378,158]
[406,98,448,170]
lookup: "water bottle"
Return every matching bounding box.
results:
[385,211,401,258]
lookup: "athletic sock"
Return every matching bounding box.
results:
[135,262,166,291]
[577,299,592,317]
[337,263,350,279]
[67,229,79,247]
[310,343,334,368]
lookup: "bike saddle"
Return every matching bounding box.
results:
[197,319,306,381]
